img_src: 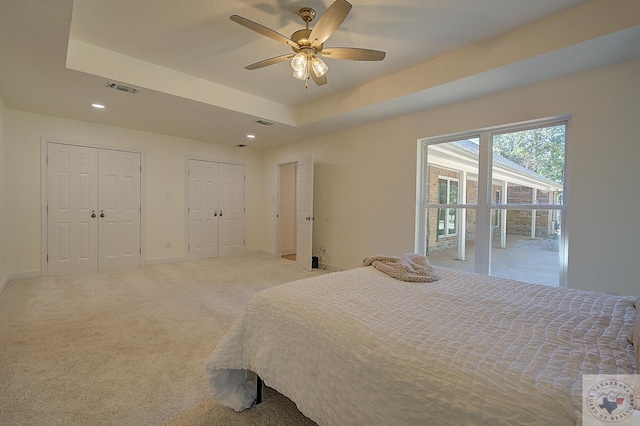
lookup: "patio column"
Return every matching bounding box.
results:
[531,188,537,239]
[457,171,467,261]
[547,190,554,234]
[500,180,507,249]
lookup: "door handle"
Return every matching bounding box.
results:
[100,210,105,218]
[214,210,218,216]
[219,210,223,217]
[91,210,96,218]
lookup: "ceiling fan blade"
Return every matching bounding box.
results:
[322,47,386,61]
[245,54,295,70]
[311,72,328,86]
[230,15,299,49]
[309,0,352,49]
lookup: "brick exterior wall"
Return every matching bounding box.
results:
[426,166,557,252]
[505,186,553,237]
[427,166,480,251]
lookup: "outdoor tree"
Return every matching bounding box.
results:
[493,125,565,184]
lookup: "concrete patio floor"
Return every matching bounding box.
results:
[428,234,561,287]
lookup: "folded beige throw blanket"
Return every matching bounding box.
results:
[362,253,440,283]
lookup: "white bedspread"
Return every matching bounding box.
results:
[205,266,637,425]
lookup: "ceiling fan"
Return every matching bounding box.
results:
[230,0,386,88]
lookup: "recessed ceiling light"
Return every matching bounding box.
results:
[247,134,256,139]
[91,103,106,109]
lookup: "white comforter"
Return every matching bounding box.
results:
[205,266,637,425]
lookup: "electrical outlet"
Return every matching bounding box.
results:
[320,246,326,253]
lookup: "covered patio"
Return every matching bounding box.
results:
[428,233,561,287]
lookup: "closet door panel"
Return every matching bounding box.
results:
[47,143,98,275]
[219,163,245,257]
[98,150,141,270]
[188,160,219,260]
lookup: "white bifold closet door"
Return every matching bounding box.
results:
[47,143,141,275]
[188,160,245,260]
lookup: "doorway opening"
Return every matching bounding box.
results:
[277,155,314,270]
[278,162,297,261]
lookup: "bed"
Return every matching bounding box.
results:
[205,257,638,425]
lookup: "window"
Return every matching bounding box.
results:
[437,178,458,237]
[493,190,501,227]
[416,119,568,287]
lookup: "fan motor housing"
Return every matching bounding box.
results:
[291,29,323,53]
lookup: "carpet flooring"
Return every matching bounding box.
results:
[0,254,326,425]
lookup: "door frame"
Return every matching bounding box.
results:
[40,138,146,275]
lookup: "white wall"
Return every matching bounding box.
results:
[261,58,640,296]
[0,95,7,290]
[5,111,263,275]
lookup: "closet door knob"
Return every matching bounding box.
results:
[214,210,218,216]
[100,210,105,218]
[219,211,223,217]
[91,210,96,218]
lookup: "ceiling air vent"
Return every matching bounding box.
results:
[256,120,273,126]
[106,82,139,94]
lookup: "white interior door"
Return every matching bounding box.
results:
[296,154,314,271]
[47,143,141,275]
[47,143,98,275]
[98,150,141,269]
[188,160,219,260]
[219,163,245,257]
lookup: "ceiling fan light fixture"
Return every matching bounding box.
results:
[231,0,385,87]
[311,57,328,77]
[291,52,307,71]
[293,66,307,80]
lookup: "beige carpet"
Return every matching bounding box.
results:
[0,254,326,425]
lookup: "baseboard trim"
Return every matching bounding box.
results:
[248,249,276,257]
[9,271,41,280]
[0,274,9,298]
[0,270,42,297]
[319,264,345,273]
[144,256,187,265]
